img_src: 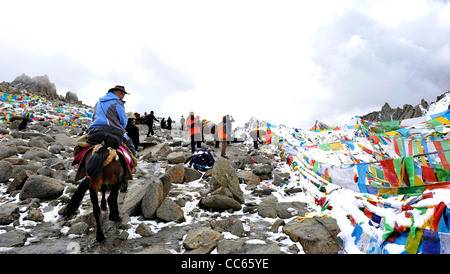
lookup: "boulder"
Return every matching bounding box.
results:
[210,218,244,237]
[210,159,244,204]
[0,229,29,247]
[23,147,54,160]
[257,195,278,218]
[165,163,185,184]
[67,222,90,235]
[257,194,308,219]
[276,201,308,219]
[24,208,44,222]
[183,227,224,252]
[135,246,171,254]
[167,151,185,164]
[282,217,343,254]
[0,145,18,160]
[141,180,165,219]
[251,163,274,178]
[140,142,170,160]
[243,171,260,185]
[6,169,35,193]
[184,167,202,182]
[19,175,65,200]
[135,223,155,237]
[200,195,242,211]
[0,203,20,225]
[0,160,13,183]
[156,198,185,223]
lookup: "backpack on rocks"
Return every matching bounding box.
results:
[189,148,215,171]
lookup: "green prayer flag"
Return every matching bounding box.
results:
[319,144,331,151]
[404,156,415,186]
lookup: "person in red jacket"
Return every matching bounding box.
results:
[218,115,228,158]
[186,111,202,153]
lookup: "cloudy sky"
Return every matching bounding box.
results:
[1,0,450,129]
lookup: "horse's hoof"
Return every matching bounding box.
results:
[96,235,105,242]
[109,215,120,221]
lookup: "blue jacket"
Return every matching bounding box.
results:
[89,92,130,140]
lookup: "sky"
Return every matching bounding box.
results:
[1,0,450,129]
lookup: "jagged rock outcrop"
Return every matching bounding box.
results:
[360,91,450,122]
[11,74,58,99]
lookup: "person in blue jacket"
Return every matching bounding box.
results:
[88,85,136,155]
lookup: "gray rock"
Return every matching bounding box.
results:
[251,163,274,176]
[211,159,244,204]
[23,147,54,160]
[141,180,164,219]
[0,160,13,183]
[135,223,155,237]
[53,133,77,147]
[217,239,246,254]
[276,201,308,219]
[167,151,185,164]
[200,195,242,211]
[135,245,171,254]
[122,182,149,216]
[183,227,224,251]
[0,229,29,247]
[156,198,185,223]
[210,218,244,236]
[243,171,260,185]
[184,167,202,182]
[257,195,278,218]
[68,222,90,235]
[164,163,185,184]
[282,217,343,254]
[140,142,170,160]
[19,175,65,200]
[0,145,18,160]
[24,208,44,222]
[28,139,47,149]
[0,203,20,225]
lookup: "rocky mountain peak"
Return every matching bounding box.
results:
[360,91,450,122]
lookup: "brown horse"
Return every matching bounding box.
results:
[62,144,130,242]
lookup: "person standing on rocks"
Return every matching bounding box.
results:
[226,114,235,144]
[145,110,159,136]
[180,116,185,131]
[167,116,172,131]
[186,111,201,153]
[218,115,228,158]
[125,112,139,151]
[88,85,136,155]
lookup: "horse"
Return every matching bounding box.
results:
[61,141,131,242]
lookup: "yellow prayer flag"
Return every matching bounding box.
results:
[385,131,401,137]
[330,142,344,151]
[434,116,450,125]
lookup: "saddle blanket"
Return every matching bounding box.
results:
[72,144,134,172]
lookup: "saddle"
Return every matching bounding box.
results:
[72,134,137,181]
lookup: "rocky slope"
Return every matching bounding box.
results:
[0,113,343,254]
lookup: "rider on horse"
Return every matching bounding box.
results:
[88,85,136,156]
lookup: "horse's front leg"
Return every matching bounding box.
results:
[89,180,105,242]
[100,184,107,210]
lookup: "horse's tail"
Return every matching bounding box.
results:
[61,177,90,218]
[85,145,108,180]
